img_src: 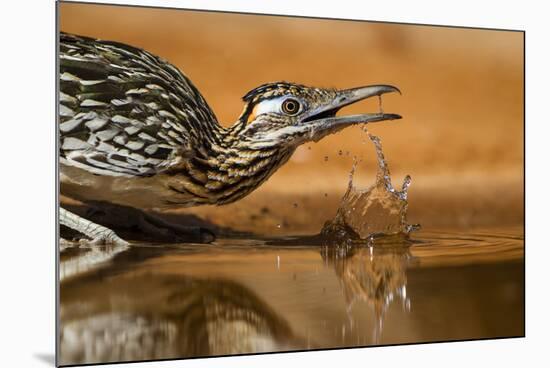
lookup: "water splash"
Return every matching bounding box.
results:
[322,133,420,242]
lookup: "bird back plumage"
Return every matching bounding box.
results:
[59,32,220,177]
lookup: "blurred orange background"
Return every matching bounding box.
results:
[59,3,524,234]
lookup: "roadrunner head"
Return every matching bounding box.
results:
[232,82,401,149]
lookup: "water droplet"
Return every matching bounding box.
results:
[276,224,281,229]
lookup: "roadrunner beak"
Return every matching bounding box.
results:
[303,85,402,142]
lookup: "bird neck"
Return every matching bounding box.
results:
[176,119,294,205]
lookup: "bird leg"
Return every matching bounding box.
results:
[60,207,129,246]
[69,202,216,244]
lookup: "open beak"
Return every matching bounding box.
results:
[302,84,401,142]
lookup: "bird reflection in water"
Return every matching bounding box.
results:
[59,245,301,365]
[321,239,412,343]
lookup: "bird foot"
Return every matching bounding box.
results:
[60,207,129,246]
[80,231,130,246]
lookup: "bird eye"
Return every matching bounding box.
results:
[281,98,301,115]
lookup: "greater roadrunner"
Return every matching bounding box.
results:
[59,32,401,245]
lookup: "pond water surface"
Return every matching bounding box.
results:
[59,227,524,366]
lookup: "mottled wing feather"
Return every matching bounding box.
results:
[59,32,218,177]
